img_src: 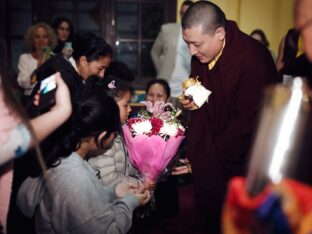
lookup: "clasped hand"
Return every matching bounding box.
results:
[115,181,152,206]
[180,99,196,110]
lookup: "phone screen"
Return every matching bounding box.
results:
[64,42,72,49]
[40,74,56,94]
[39,74,57,111]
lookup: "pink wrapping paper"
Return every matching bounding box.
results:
[122,125,184,182]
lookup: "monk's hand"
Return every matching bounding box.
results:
[180,98,196,110]
[172,158,192,175]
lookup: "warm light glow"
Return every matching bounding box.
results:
[268,78,303,184]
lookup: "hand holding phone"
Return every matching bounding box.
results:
[38,74,57,111]
[41,47,52,61]
[62,42,73,59]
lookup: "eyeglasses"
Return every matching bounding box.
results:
[297,18,312,34]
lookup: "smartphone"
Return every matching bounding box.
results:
[41,47,52,61]
[64,42,72,49]
[63,42,73,59]
[39,74,57,111]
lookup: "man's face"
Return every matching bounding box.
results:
[183,24,225,64]
[295,0,312,61]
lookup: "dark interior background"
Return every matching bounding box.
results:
[0,0,177,89]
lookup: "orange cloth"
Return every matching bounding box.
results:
[208,39,225,70]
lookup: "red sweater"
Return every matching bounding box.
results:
[186,21,280,216]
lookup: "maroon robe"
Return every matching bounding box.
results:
[187,21,280,222]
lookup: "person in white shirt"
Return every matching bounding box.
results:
[150,1,193,106]
[17,22,57,101]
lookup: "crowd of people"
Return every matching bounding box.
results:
[1,0,312,233]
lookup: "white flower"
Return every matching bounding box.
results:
[159,122,178,137]
[131,120,152,135]
[178,125,185,132]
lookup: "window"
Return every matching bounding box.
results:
[114,1,166,88]
[2,0,176,89]
[51,0,74,24]
[7,0,32,71]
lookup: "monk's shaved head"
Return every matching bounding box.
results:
[182,1,226,35]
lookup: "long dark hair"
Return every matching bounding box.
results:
[105,60,135,82]
[51,16,74,42]
[72,33,113,62]
[250,29,270,48]
[73,93,120,144]
[31,93,120,176]
[51,16,74,53]
[83,75,133,102]
[104,75,133,101]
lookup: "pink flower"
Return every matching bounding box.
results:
[159,111,171,121]
[130,101,185,138]
[122,125,184,182]
[141,101,173,118]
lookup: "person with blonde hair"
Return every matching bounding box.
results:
[17,22,57,102]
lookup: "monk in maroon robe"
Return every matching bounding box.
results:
[180,2,280,233]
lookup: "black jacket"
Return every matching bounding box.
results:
[26,55,83,117]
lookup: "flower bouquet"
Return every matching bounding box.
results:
[122,101,185,185]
